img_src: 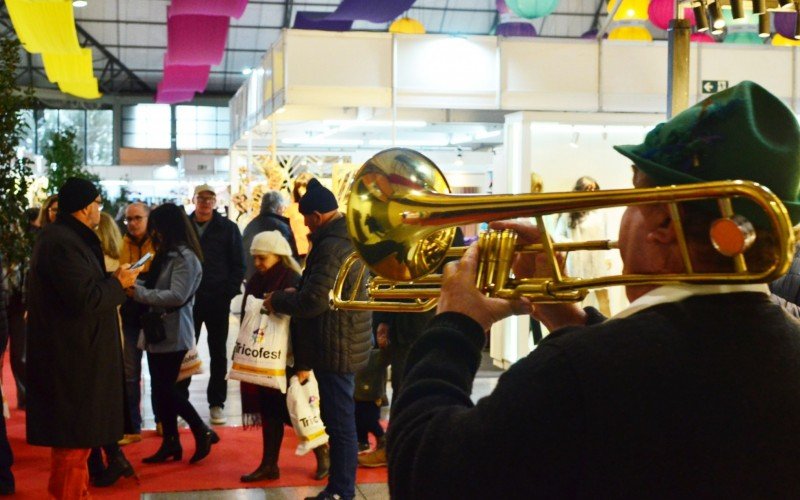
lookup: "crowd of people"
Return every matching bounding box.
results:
[2,80,800,499]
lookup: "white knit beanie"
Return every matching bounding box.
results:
[250,230,292,256]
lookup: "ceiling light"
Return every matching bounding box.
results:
[752,0,766,14]
[708,0,725,32]
[242,67,252,76]
[72,0,88,7]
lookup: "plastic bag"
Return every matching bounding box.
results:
[286,371,329,455]
[177,346,202,382]
[228,295,291,393]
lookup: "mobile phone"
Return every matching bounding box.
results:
[129,252,152,270]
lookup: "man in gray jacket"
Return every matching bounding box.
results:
[264,179,372,500]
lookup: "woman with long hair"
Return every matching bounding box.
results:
[37,194,58,228]
[89,211,137,487]
[128,203,219,464]
[239,230,329,483]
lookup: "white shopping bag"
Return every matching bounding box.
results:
[228,295,291,393]
[287,371,329,455]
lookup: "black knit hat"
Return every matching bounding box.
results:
[299,178,338,215]
[58,177,99,214]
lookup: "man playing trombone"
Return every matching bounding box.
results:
[387,81,800,498]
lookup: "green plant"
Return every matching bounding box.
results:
[42,127,101,194]
[0,36,35,281]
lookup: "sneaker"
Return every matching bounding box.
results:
[117,433,142,446]
[210,406,227,425]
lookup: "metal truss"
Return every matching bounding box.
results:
[0,6,151,96]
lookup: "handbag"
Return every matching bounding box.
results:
[139,294,195,345]
[354,348,388,402]
[140,310,167,344]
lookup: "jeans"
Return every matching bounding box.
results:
[178,296,230,408]
[316,370,357,500]
[122,324,143,433]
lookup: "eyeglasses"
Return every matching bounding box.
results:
[48,207,58,213]
[196,196,216,203]
[124,215,147,224]
[94,199,103,210]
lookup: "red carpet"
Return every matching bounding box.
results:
[1,358,387,498]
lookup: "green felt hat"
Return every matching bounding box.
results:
[614,80,800,225]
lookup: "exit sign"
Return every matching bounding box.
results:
[702,80,729,94]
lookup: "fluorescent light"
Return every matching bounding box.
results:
[368,139,450,147]
[72,0,88,7]
[281,138,363,147]
[242,68,253,75]
[475,129,502,140]
[321,120,427,128]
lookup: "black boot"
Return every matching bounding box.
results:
[94,450,138,487]
[87,448,105,483]
[143,435,182,463]
[312,443,330,480]
[241,421,283,482]
[189,427,219,464]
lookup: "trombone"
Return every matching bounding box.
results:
[332,148,795,312]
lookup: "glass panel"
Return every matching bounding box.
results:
[86,110,113,165]
[122,104,171,149]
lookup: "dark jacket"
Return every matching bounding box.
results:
[242,212,298,280]
[190,210,245,301]
[26,217,127,448]
[388,293,800,499]
[271,215,372,374]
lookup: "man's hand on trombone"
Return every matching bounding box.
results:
[489,219,590,332]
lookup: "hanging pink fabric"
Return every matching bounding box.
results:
[168,0,249,20]
[155,82,196,104]
[161,64,211,92]
[165,12,230,66]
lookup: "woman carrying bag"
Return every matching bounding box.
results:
[127,203,219,465]
[238,230,330,482]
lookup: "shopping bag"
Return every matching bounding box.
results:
[228,295,291,393]
[176,347,203,382]
[286,371,329,455]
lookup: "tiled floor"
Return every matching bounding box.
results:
[139,311,503,499]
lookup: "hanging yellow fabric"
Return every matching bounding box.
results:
[58,79,102,100]
[6,0,102,99]
[5,0,81,54]
[42,48,94,84]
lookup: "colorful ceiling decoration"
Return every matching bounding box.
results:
[293,0,416,30]
[389,17,426,34]
[5,0,101,99]
[156,0,248,104]
[505,0,559,19]
[496,0,538,37]
[648,0,696,30]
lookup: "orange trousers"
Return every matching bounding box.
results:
[48,448,91,499]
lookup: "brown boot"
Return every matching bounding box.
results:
[312,443,330,480]
[357,436,387,468]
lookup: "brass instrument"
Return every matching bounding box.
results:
[333,148,795,312]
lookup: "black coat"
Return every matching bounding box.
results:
[271,216,372,374]
[26,218,127,448]
[189,210,245,301]
[241,212,298,280]
[389,293,800,499]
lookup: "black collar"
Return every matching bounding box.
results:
[56,213,106,273]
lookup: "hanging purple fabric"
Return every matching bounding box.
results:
[161,64,211,91]
[168,0,249,19]
[774,12,798,40]
[497,22,537,37]
[324,0,416,23]
[293,11,354,31]
[165,12,230,66]
[155,82,196,104]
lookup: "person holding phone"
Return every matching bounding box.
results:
[27,178,140,498]
[128,203,219,465]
